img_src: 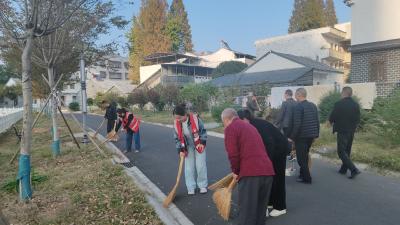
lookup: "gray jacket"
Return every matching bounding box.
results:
[275,98,297,129]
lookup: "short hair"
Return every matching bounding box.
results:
[285,89,293,97]
[221,108,238,121]
[237,109,254,121]
[342,86,353,97]
[101,100,108,104]
[173,103,187,116]
[295,88,307,98]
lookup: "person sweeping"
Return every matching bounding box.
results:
[221,108,275,225]
[173,104,208,195]
[102,100,118,141]
[115,108,141,153]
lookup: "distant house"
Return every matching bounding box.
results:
[60,74,81,107]
[138,42,256,89]
[0,78,23,107]
[345,0,400,97]
[255,23,351,79]
[210,51,344,95]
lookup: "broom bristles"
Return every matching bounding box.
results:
[209,173,233,190]
[213,188,233,220]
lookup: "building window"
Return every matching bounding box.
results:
[124,62,129,70]
[109,72,122,79]
[72,96,77,102]
[108,60,121,69]
[70,84,75,89]
[369,61,386,82]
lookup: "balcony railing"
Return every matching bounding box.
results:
[322,27,347,40]
[324,49,351,63]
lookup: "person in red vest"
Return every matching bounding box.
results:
[116,108,141,153]
[173,104,208,195]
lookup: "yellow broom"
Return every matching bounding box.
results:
[213,178,237,221]
[208,173,233,190]
[92,118,106,138]
[163,154,185,208]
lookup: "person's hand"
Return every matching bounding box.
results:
[180,151,186,157]
[233,173,239,181]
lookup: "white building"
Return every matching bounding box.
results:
[255,23,351,78]
[345,0,400,96]
[60,55,136,105]
[139,42,256,89]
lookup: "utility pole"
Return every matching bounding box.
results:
[80,53,88,144]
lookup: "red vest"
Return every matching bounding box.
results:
[122,113,140,133]
[174,113,203,153]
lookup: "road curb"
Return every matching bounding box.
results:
[87,120,194,225]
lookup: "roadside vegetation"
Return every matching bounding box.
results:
[0,116,162,225]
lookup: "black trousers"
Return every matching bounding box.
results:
[106,119,115,133]
[269,155,287,210]
[238,176,273,225]
[337,132,357,172]
[295,138,314,182]
[282,127,290,138]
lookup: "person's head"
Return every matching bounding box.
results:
[101,100,110,108]
[173,103,188,122]
[221,108,238,128]
[237,109,254,123]
[295,88,307,102]
[117,108,127,117]
[284,89,293,100]
[341,86,353,98]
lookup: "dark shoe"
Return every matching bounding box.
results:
[338,169,347,175]
[349,170,361,179]
[296,178,312,184]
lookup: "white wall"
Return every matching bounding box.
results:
[255,27,331,60]
[313,71,344,85]
[244,53,304,73]
[270,82,376,109]
[140,64,162,84]
[351,0,400,45]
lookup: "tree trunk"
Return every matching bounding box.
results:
[48,66,60,157]
[18,28,34,201]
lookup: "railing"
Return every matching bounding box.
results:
[0,107,23,134]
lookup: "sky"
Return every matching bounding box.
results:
[104,0,351,56]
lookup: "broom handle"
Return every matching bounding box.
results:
[94,119,106,136]
[175,155,185,185]
[227,178,237,191]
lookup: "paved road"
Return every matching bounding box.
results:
[81,114,400,225]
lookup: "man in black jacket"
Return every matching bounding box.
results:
[275,89,297,137]
[102,100,117,134]
[329,87,361,179]
[238,109,289,217]
[290,88,320,184]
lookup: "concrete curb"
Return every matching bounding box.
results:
[87,123,194,225]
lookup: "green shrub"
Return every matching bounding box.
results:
[87,98,94,106]
[370,89,400,146]
[179,83,218,112]
[69,102,80,111]
[318,91,342,122]
[117,96,129,108]
[211,102,240,123]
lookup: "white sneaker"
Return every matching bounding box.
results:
[199,188,208,194]
[269,209,287,217]
[266,209,269,217]
[188,190,195,195]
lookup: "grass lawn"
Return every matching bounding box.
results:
[0,115,162,225]
[314,124,400,172]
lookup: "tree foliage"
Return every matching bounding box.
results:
[179,83,218,112]
[289,0,336,33]
[211,61,248,78]
[166,0,193,52]
[128,0,171,84]
[128,88,148,110]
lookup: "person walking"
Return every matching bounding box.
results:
[115,108,141,153]
[247,94,261,117]
[102,100,117,139]
[221,108,275,225]
[275,89,297,137]
[329,87,361,179]
[237,109,289,217]
[173,104,208,195]
[290,88,319,184]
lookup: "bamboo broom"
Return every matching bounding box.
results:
[213,178,237,221]
[92,118,106,138]
[163,154,185,208]
[208,173,233,190]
